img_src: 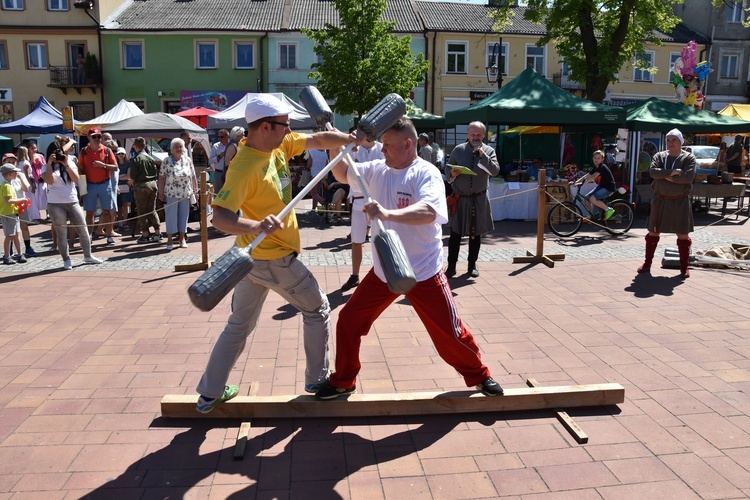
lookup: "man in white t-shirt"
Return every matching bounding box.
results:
[316,118,503,400]
[340,138,383,291]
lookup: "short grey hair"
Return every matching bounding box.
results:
[468,121,486,134]
[170,137,185,150]
[230,126,246,141]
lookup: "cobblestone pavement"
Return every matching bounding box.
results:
[3,205,750,273]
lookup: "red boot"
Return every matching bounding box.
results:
[677,237,692,278]
[638,234,660,273]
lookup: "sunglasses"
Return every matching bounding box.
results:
[89,134,102,139]
[218,135,228,138]
[265,120,290,128]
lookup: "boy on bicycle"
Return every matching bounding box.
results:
[574,150,616,220]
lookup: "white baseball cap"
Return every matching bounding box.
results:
[244,94,294,125]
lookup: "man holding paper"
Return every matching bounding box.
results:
[444,121,500,278]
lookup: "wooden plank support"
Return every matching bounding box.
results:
[233,381,260,460]
[233,422,252,460]
[161,383,624,419]
[526,378,589,444]
[513,174,565,268]
[175,171,212,272]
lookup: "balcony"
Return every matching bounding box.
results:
[48,66,102,94]
[552,72,585,91]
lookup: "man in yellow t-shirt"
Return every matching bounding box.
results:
[196,94,358,414]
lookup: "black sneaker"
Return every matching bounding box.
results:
[476,377,503,396]
[315,382,356,400]
[136,236,151,244]
[341,274,359,291]
[3,256,15,265]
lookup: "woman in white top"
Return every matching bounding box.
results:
[42,137,103,270]
[158,138,198,250]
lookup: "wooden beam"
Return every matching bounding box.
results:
[161,383,624,419]
[526,378,588,444]
[233,422,252,460]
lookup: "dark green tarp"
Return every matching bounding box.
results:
[405,99,445,129]
[444,67,625,127]
[625,97,750,133]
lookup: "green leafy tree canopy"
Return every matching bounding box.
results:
[490,0,682,103]
[303,0,429,119]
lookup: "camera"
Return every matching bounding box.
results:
[54,150,66,161]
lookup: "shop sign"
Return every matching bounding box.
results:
[470,91,493,100]
[0,89,11,101]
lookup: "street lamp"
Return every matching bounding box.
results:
[486,37,504,89]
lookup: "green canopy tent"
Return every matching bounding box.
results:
[405,99,445,129]
[625,97,750,133]
[623,98,750,199]
[0,135,12,157]
[444,67,625,127]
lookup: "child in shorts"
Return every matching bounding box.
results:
[1,164,29,265]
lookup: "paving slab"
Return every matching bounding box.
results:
[1,202,750,497]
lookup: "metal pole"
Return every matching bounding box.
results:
[497,37,503,89]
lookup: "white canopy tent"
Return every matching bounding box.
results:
[76,99,144,136]
[207,93,316,131]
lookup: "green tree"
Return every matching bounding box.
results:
[489,0,682,103]
[303,0,429,119]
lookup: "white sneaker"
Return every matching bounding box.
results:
[166,243,173,251]
[83,256,103,265]
[63,259,72,270]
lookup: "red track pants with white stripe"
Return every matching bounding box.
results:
[329,269,491,389]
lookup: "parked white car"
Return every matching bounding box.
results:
[684,145,720,168]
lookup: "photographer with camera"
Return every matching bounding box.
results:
[42,137,103,270]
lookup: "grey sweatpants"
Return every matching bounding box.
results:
[196,252,330,398]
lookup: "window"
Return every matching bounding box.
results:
[234,41,254,69]
[2,0,23,10]
[721,54,740,79]
[446,42,467,74]
[668,52,681,83]
[0,41,7,70]
[525,45,545,75]
[727,1,744,22]
[131,99,146,112]
[279,43,297,69]
[486,42,507,76]
[25,42,48,70]
[70,101,94,121]
[122,41,143,69]
[196,40,217,69]
[48,0,68,10]
[633,51,654,82]
[0,104,12,124]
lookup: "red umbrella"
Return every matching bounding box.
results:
[175,106,218,128]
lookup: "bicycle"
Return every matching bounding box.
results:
[547,182,635,237]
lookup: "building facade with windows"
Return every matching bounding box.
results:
[674,0,750,110]
[101,0,426,131]
[417,2,708,120]
[100,0,270,115]
[0,0,125,124]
